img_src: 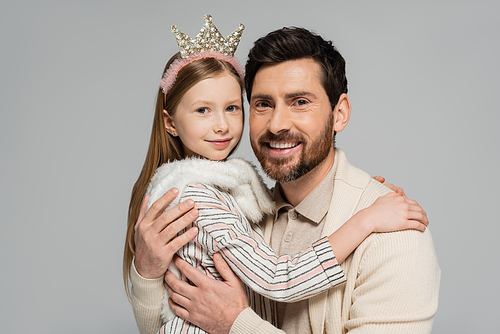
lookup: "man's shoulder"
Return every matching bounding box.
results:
[334,149,371,189]
[334,149,392,201]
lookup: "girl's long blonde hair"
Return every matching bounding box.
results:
[123,53,244,297]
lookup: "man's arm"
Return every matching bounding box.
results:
[129,259,165,334]
[130,190,199,334]
[337,177,440,333]
[344,229,440,333]
[165,254,286,334]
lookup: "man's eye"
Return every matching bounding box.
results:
[294,99,308,106]
[256,102,270,108]
[196,107,209,114]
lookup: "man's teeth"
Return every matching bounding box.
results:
[269,142,298,149]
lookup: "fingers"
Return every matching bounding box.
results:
[164,276,173,295]
[164,271,193,305]
[403,198,429,226]
[172,256,208,288]
[408,209,429,226]
[213,253,238,283]
[168,296,190,321]
[407,203,423,213]
[382,192,402,198]
[164,273,192,320]
[385,182,406,197]
[404,197,418,205]
[137,187,199,236]
[158,200,198,236]
[165,255,249,333]
[373,175,407,197]
[166,226,198,255]
[139,188,180,232]
[135,194,150,229]
[133,189,198,279]
[406,220,427,232]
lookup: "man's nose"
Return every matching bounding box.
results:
[268,102,292,134]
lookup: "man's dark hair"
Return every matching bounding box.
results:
[245,27,348,109]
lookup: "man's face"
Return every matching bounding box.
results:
[249,58,337,182]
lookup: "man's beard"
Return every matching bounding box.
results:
[251,114,335,183]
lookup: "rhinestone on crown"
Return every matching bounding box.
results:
[170,14,245,58]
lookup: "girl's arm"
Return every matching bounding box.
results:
[185,183,344,302]
[328,192,428,264]
[185,184,427,303]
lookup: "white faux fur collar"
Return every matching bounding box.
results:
[146,158,275,224]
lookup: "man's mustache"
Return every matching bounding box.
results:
[258,131,304,145]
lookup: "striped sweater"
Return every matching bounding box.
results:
[140,158,346,334]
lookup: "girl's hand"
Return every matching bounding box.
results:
[363,192,428,233]
[327,192,428,265]
[134,189,199,279]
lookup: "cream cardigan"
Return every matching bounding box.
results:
[230,149,441,334]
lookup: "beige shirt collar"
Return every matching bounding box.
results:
[273,154,338,225]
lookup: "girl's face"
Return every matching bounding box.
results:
[165,72,243,161]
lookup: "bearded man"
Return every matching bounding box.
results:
[132,27,441,334]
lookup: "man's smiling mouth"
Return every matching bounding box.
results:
[268,141,300,150]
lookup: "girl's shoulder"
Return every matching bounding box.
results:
[147,157,275,223]
[149,157,262,188]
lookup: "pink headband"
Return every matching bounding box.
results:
[159,51,244,95]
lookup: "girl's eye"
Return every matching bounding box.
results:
[196,107,209,114]
[226,105,239,112]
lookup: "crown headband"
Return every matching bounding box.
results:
[160,14,245,94]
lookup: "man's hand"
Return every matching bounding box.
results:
[165,254,249,334]
[134,189,199,279]
[373,176,406,197]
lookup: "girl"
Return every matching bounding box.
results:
[124,15,428,334]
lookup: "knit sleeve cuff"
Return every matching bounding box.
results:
[312,236,346,287]
[230,307,281,334]
[130,257,165,307]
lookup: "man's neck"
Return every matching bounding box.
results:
[279,149,335,207]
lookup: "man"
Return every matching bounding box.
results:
[132,27,440,334]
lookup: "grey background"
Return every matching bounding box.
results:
[1,0,498,333]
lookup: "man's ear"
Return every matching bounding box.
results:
[163,110,178,136]
[333,94,351,133]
